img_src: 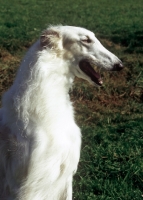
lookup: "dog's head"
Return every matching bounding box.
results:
[40,26,123,86]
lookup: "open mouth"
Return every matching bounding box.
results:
[79,60,103,86]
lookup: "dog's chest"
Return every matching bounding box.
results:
[51,124,81,175]
[31,124,81,180]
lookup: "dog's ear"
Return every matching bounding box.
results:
[40,28,62,49]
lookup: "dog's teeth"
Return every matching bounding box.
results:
[93,66,98,70]
[99,80,103,84]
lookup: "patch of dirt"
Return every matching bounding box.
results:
[101,38,123,50]
[0,48,20,63]
[0,49,20,104]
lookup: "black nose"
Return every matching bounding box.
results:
[113,62,124,71]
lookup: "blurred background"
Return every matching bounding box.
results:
[0,0,143,199]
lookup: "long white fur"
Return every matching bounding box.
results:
[0,25,122,199]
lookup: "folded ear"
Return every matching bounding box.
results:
[40,28,62,49]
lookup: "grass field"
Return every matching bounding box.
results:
[0,0,143,199]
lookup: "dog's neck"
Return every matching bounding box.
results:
[2,49,75,133]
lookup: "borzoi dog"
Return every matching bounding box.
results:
[0,25,123,199]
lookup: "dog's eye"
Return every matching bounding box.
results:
[81,37,92,43]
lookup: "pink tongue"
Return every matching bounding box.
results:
[79,60,103,86]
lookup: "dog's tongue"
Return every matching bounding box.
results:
[79,60,103,86]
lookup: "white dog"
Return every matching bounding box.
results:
[0,25,123,200]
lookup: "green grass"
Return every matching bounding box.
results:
[0,0,143,199]
[73,120,143,199]
[0,0,143,52]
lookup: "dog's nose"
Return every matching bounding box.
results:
[113,62,124,71]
